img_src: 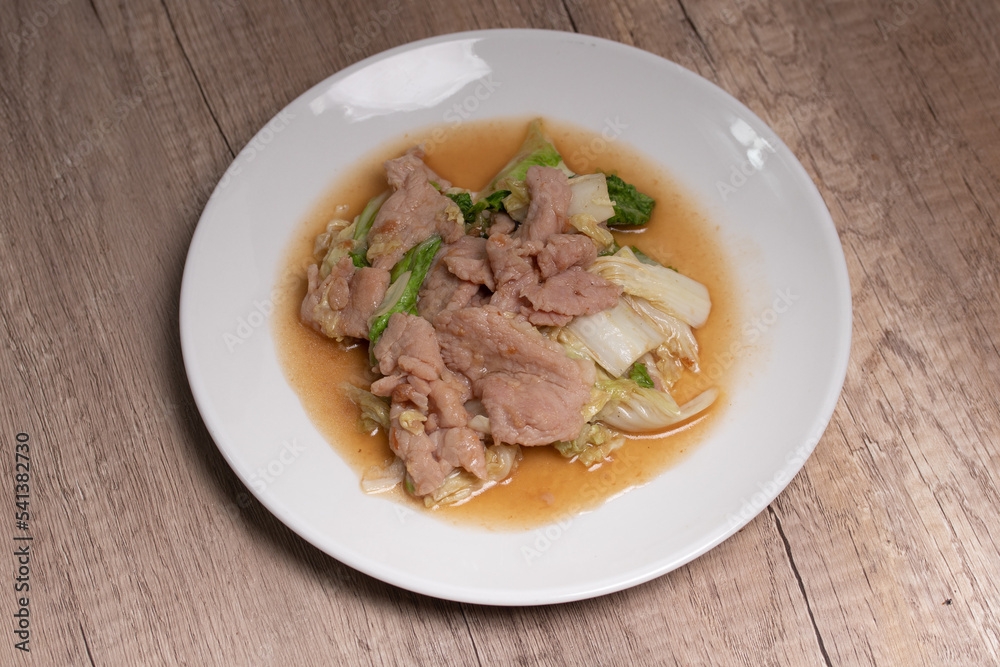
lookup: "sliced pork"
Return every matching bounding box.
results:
[485,232,619,325]
[300,257,390,340]
[536,233,598,279]
[515,165,572,242]
[417,255,482,320]
[371,313,487,492]
[522,266,621,318]
[367,154,463,270]
[442,235,495,290]
[339,267,392,338]
[435,306,596,446]
[488,212,517,237]
[384,147,451,191]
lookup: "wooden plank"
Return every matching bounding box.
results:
[1,0,999,664]
[1,0,480,664]
[465,517,827,665]
[672,0,1000,664]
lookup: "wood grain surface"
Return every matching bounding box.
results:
[2,0,998,664]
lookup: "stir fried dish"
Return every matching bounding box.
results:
[299,120,717,508]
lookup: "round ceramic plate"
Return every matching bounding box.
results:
[180,29,851,605]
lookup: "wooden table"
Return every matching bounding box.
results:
[3,0,998,664]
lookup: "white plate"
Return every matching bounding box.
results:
[180,29,851,605]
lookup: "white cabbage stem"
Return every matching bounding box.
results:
[567,173,616,222]
[360,458,406,494]
[598,387,719,432]
[566,298,664,377]
[591,247,711,328]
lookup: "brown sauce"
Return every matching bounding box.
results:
[272,118,738,531]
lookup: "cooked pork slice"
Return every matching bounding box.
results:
[442,235,495,290]
[300,257,390,340]
[427,375,472,429]
[372,313,446,382]
[486,232,618,324]
[367,157,462,270]
[371,315,472,410]
[486,233,538,285]
[418,255,482,320]
[488,212,517,237]
[338,267,392,339]
[384,147,451,191]
[436,427,487,479]
[489,272,536,317]
[486,233,538,315]
[386,379,430,413]
[372,313,487,491]
[524,310,573,327]
[521,266,621,318]
[436,306,596,445]
[477,374,583,445]
[536,233,598,279]
[515,166,572,242]
[369,373,406,397]
[390,422,488,494]
[388,402,454,495]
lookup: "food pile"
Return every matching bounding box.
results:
[300,121,716,506]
